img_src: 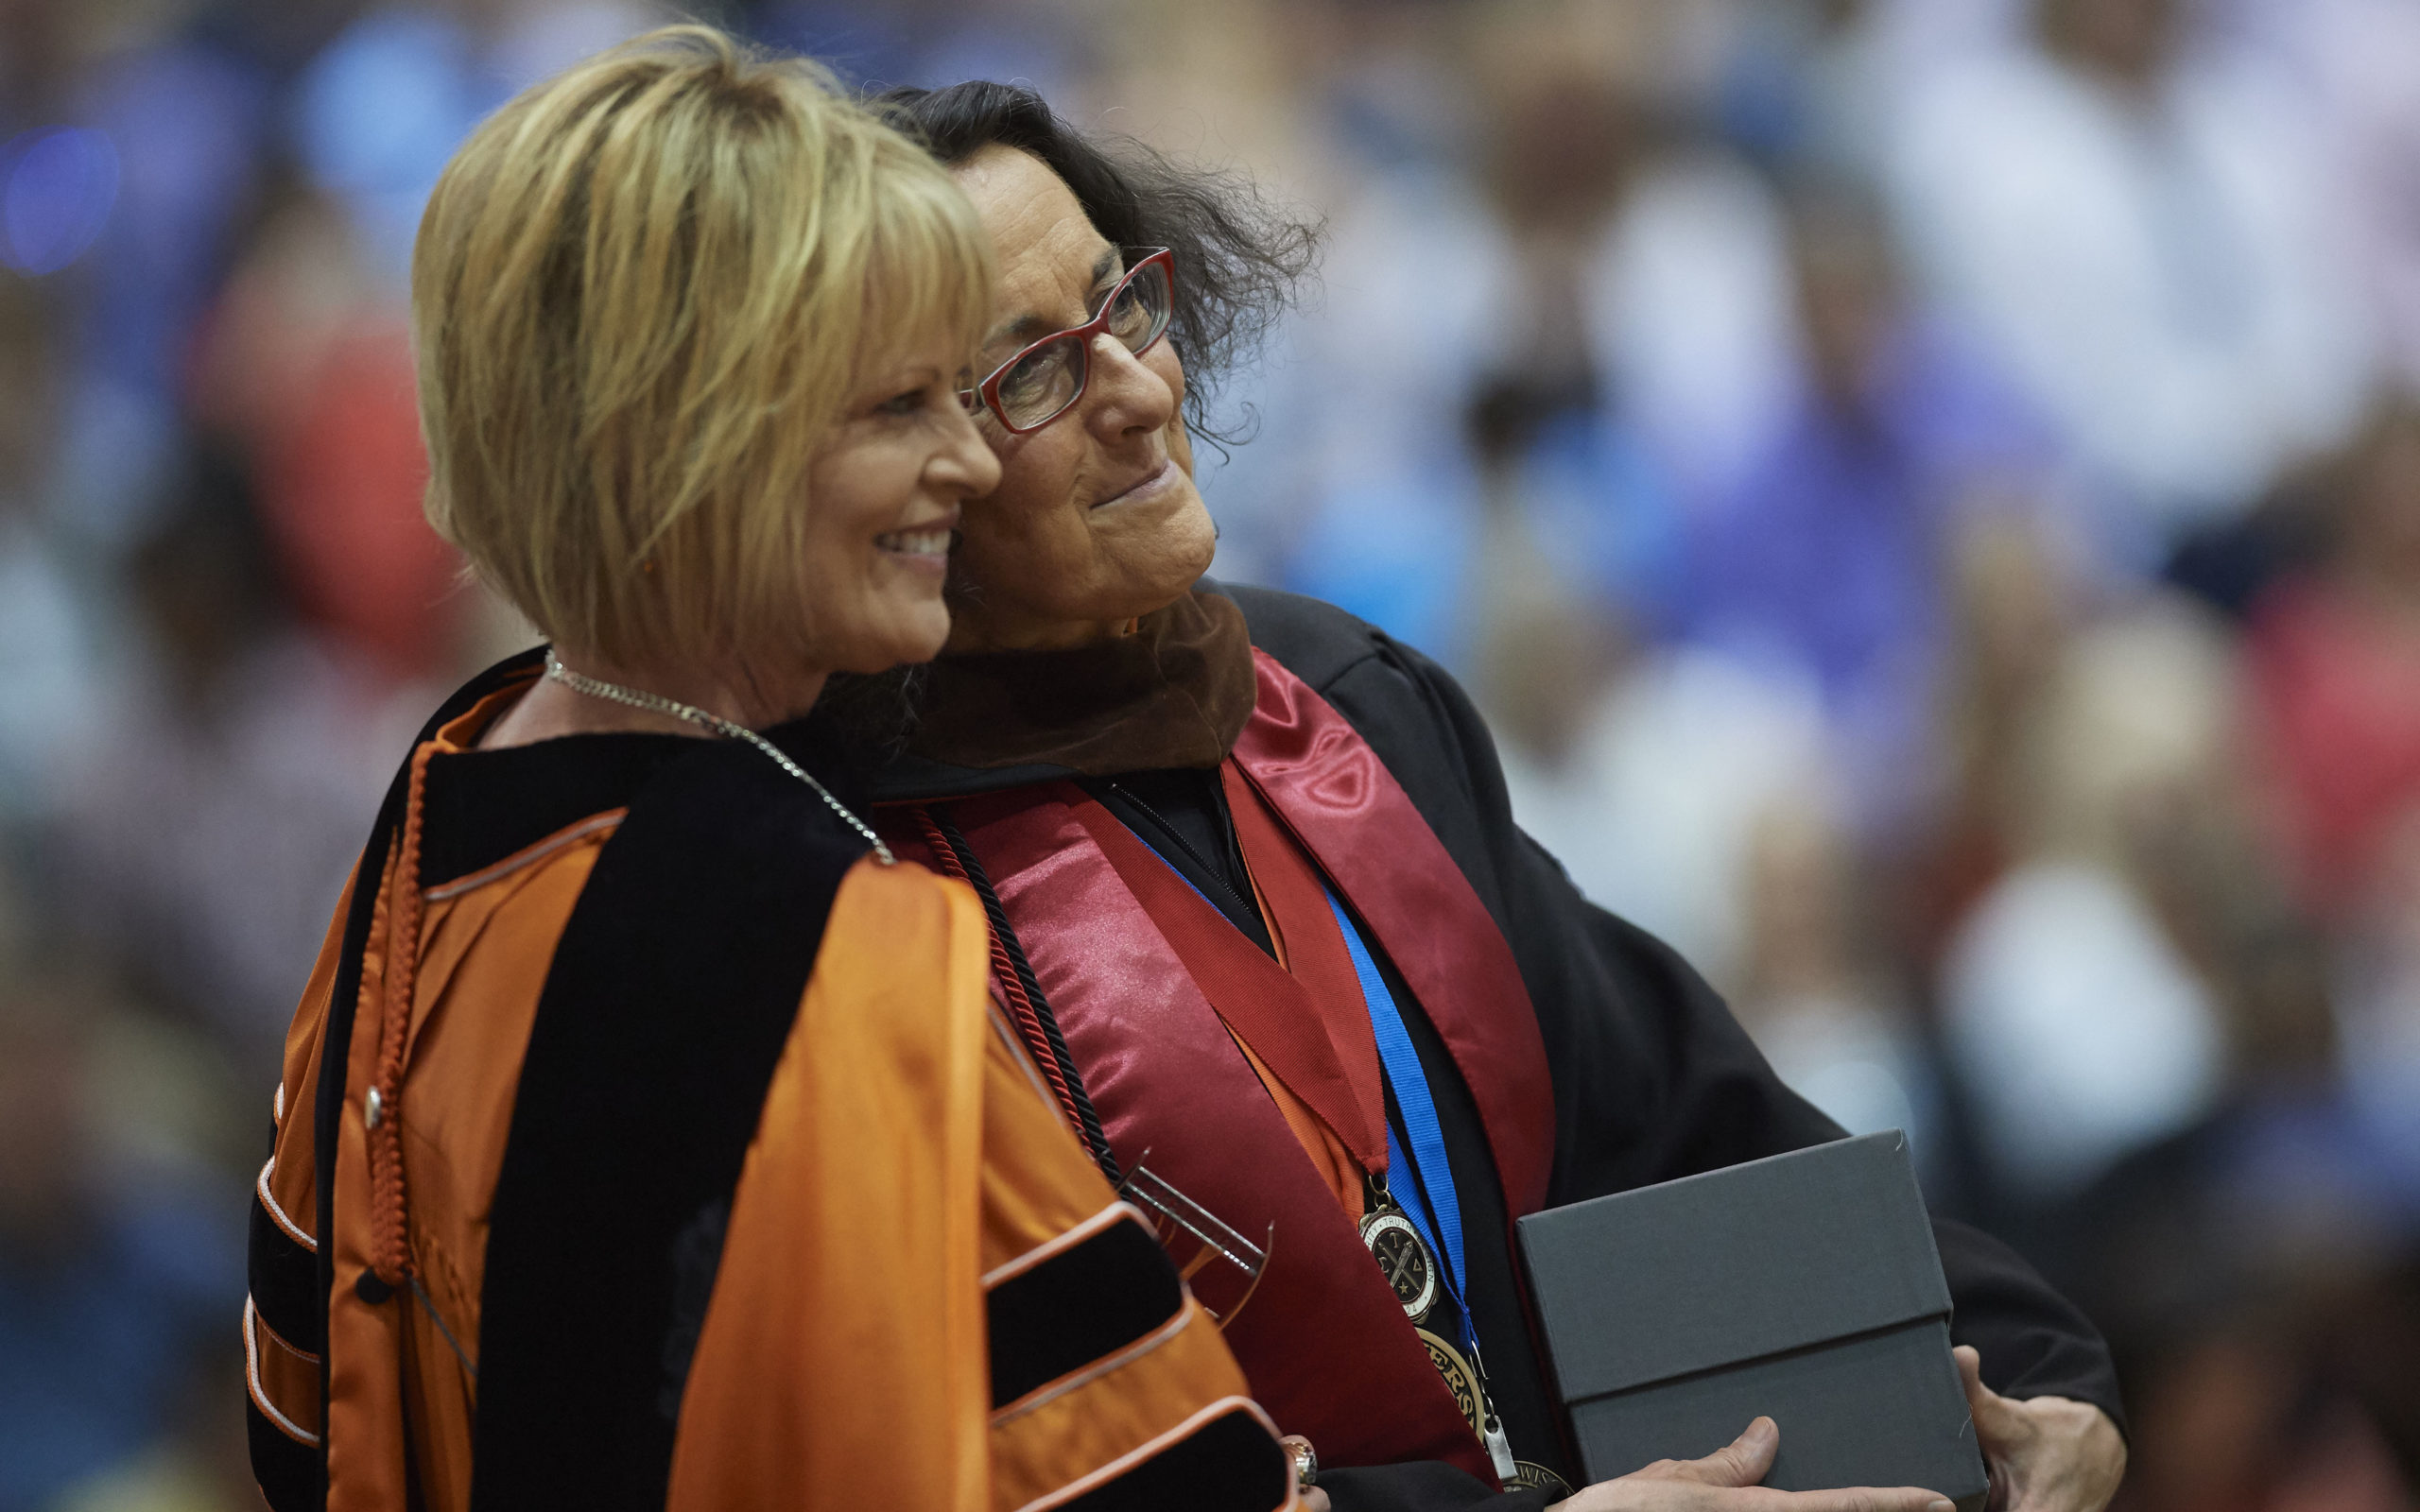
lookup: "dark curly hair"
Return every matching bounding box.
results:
[873,80,1321,448]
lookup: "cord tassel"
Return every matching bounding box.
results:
[367,742,436,1291]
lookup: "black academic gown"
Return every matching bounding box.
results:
[858,580,2123,1512]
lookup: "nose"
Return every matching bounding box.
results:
[1081,331,1177,442]
[933,402,1003,498]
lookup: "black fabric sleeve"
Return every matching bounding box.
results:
[1223,583,2125,1433]
[1931,1217,2126,1415]
[1317,1464,1558,1512]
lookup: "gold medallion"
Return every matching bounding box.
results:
[1510,1463,1574,1495]
[1415,1326,1486,1437]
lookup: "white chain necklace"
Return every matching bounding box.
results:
[543,649,894,865]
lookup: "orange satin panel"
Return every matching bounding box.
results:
[665,858,994,1512]
[250,860,343,1457]
[395,824,614,1511]
[322,688,537,1512]
[668,863,1282,1512]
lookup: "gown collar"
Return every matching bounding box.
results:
[838,586,1258,797]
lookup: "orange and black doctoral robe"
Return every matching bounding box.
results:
[242,649,1295,1512]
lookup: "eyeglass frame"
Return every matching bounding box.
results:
[958,248,1176,435]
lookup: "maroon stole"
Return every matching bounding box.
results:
[1068,772,1390,1180]
[884,650,1555,1481]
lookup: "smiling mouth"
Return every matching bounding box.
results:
[875,526,956,558]
[1092,459,1174,509]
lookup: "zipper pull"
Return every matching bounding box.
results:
[1481,1415,1518,1484]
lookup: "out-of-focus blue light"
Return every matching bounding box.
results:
[1,127,120,275]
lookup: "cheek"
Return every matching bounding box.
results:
[796,452,899,592]
[1146,348,1193,472]
[962,428,1084,563]
[1146,342,1186,407]
[798,468,873,569]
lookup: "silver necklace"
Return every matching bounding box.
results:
[543,649,894,865]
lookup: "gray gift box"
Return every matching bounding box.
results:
[1515,1131,1989,1510]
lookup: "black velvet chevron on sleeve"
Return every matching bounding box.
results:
[249,1153,321,1357]
[1219,582,2124,1434]
[247,1404,321,1512]
[1054,1404,1293,1512]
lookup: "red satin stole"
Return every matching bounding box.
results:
[1224,765,1409,1219]
[870,652,1555,1485]
[1067,778,1386,1206]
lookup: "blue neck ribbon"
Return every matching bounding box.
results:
[1324,887,1475,1355]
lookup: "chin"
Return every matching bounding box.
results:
[1099,497,1217,621]
[829,608,952,676]
[1167,492,1219,582]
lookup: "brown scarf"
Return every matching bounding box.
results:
[894,590,1257,774]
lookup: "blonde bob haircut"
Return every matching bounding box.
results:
[413,25,994,669]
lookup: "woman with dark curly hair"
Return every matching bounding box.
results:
[836,81,2128,1512]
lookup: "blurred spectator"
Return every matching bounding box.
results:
[1732,794,1943,1175]
[2335,807,2420,1209]
[54,1348,260,1512]
[2061,866,2418,1512]
[1890,0,2370,561]
[1490,595,1831,997]
[1906,507,2087,969]
[1940,593,2237,1206]
[0,0,277,552]
[1688,174,2057,837]
[2229,0,2420,394]
[0,967,240,1512]
[2077,1148,2419,1512]
[0,273,107,829]
[46,451,424,1057]
[2246,397,2420,921]
[291,0,662,282]
[189,179,461,678]
[1268,0,1792,659]
[1472,305,1829,995]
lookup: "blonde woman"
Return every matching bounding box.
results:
[240,29,1299,1512]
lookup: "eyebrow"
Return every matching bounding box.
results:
[989,247,1123,347]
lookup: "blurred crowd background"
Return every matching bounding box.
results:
[1,0,2416,1507]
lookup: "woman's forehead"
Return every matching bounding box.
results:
[952,146,1116,338]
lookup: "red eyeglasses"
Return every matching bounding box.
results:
[959,249,1175,434]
